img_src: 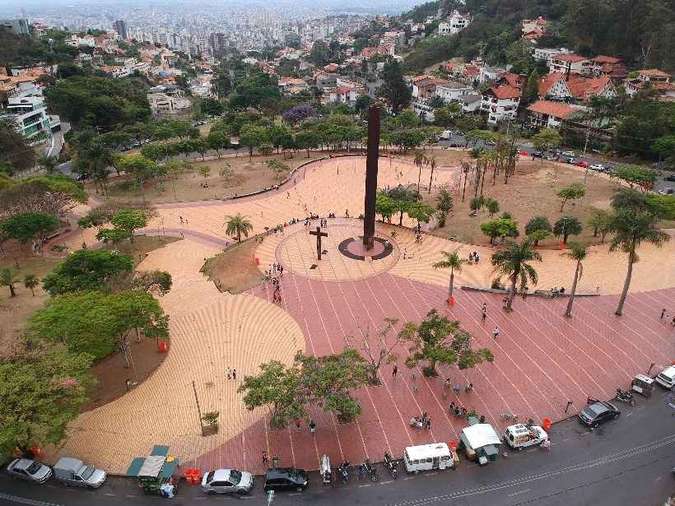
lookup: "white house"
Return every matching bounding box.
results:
[481,85,520,125]
[438,11,471,35]
[435,81,473,103]
[3,86,58,140]
[461,94,482,113]
[533,47,571,67]
[549,53,592,76]
[527,100,585,128]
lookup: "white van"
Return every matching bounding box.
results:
[655,366,675,390]
[403,443,455,473]
[503,424,548,450]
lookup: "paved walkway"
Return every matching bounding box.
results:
[48,156,675,476]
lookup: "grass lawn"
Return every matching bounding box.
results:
[96,152,328,205]
[425,159,624,247]
[201,239,262,294]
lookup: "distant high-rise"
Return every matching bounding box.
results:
[0,19,30,36]
[113,20,128,40]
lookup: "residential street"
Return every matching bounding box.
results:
[1,388,673,506]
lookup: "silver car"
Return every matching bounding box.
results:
[7,459,52,484]
[201,468,254,495]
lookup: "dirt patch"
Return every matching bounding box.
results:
[398,148,470,167]
[112,235,181,266]
[0,255,62,358]
[82,337,166,412]
[97,153,326,205]
[201,239,262,294]
[426,160,622,247]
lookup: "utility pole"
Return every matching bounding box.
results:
[192,380,205,436]
[583,127,590,155]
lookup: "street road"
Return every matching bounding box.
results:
[1,388,673,506]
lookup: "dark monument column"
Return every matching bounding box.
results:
[363,105,380,250]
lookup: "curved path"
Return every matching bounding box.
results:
[49,156,675,476]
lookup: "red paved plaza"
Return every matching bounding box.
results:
[192,271,675,474]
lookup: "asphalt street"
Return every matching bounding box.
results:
[1,388,673,506]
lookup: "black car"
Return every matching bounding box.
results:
[578,401,620,428]
[263,468,308,492]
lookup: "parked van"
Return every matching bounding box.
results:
[54,457,106,488]
[403,443,455,473]
[503,424,548,450]
[655,366,675,390]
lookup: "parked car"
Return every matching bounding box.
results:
[562,150,576,158]
[53,457,106,488]
[664,175,675,182]
[531,150,544,158]
[6,459,52,484]
[503,424,548,450]
[263,468,308,492]
[201,468,254,495]
[589,163,606,172]
[564,157,577,164]
[576,160,589,168]
[655,365,675,390]
[578,400,620,428]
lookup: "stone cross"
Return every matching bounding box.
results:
[309,226,328,260]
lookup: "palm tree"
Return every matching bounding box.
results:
[427,156,437,193]
[0,268,19,297]
[563,242,587,317]
[413,150,426,193]
[608,208,669,316]
[225,214,253,242]
[432,250,467,299]
[491,239,542,310]
[23,273,39,296]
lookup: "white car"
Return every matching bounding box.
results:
[201,468,254,495]
[7,459,52,484]
[589,163,606,172]
[655,365,675,390]
[503,424,548,450]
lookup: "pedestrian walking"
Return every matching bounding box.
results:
[309,420,316,433]
[179,216,183,224]
[392,364,398,377]
[226,367,231,380]
[452,383,461,395]
[232,368,237,380]
[492,327,500,340]
[295,419,301,430]
[660,308,666,319]
[481,303,487,322]
[262,451,269,465]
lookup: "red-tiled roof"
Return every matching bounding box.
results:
[567,75,612,100]
[501,72,523,88]
[527,100,579,119]
[592,55,622,64]
[538,72,567,96]
[487,84,521,100]
[554,53,588,63]
[639,68,670,78]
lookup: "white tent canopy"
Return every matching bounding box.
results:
[461,424,501,449]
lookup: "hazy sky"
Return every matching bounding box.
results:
[0,0,428,17]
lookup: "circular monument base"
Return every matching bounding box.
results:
[338,236,394,261]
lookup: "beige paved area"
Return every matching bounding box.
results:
[49,155,675,474]
[50,239,305,473]
[275,221,400,282]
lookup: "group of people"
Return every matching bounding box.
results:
[410,411,432,430]
[468,251,481,264]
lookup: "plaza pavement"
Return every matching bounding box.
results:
[48,156,675,475]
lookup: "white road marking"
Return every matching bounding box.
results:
[380,480,394,485]
[507,488,531,497]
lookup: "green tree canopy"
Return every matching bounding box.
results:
[611,164,657,191]
[377,61,412,114]
[553,216,583,243]
[0,212,59,246]
[28,289,168,362]
[491,239,542,310]
[525,216,553,246]
[400,309,493,377]
[42,249,134,295]
[556,183,586,212]
[0,343,93,457]
[480,215,519,245]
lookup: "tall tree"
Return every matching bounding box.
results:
[563,242,587,317]
[0,343,93,457]
[432,249,467,299]
[553,216,583,244]
[491,239,542,310]
[377,61,412,114]
[0,212,59,253]
[400,309,493,377]
[0,268,19,297]
[608,207,669,316]
[42,249,134,295]
[225,214,253,242]
[525,216,553,246]
[23,274,39,296]
[557,183,586,212]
